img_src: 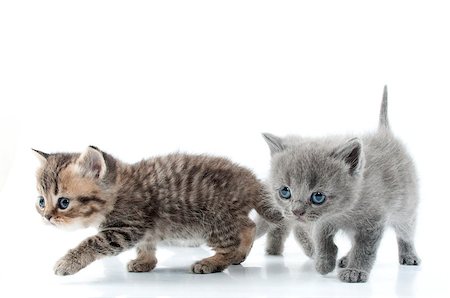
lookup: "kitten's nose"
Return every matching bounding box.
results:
[293,209,305,218]
[44,214,52,221]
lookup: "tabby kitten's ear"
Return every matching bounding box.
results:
[32,149,49,164]
[76,146,107,179]
[331,138,364,176]
[262,133,285,156]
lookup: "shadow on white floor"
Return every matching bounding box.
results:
[1,233,444,298]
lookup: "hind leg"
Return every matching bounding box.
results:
[255,214,270,238]
[293,224,314,258]
[232,219,256,265]
[266,221,290,255]
[393,216,421,265]
[191,217,251,274]
[127,240,157,272]
[338,254,349,268]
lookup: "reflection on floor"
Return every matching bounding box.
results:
[1,231,444,298]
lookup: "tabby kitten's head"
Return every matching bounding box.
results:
[33,146,115,230]
[263,133,365,223]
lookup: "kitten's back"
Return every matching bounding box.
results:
[360,130,418,215]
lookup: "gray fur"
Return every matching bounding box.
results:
[379,85,389,130]
[259,87,420,282]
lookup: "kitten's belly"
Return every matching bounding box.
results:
[154,223,207,245]
[159,239,205,247]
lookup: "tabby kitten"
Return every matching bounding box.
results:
[258,87,420,282]
[34,149,284,275]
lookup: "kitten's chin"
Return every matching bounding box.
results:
[288,214,320,223]
[52,217,103,231]
[51,220,85,231]
[287,213,308,223]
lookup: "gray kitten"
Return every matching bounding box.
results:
[33,149,284,275]
[258,87,420,283]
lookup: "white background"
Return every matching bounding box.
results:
[1,1,449,297]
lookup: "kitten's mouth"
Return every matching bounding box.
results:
[290,210,309,223]
[291,213,318,223]
[296,215,306,222]
[295,216,309,222]
[288,213,308,222]
[42,218,55,226]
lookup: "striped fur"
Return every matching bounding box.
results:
[34,148,284,275]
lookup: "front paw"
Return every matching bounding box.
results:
[315,256,336,275]
[338,268,368,283]
[302,244,315,259]
[399,254,421,266]
[266,245,283,256]
[127,258,157,272]
[54,253,84,276]
[191,259,227,274]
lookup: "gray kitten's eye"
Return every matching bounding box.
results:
[57,197,70,210]
[38,196,45,209]
[278,186,292,199]
[310,192,326,205]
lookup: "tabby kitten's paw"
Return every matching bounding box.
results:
[399,254,421,266]
[54,253,84,276]
[338,255,348,268]
[338,268,368,283]
[127,259,157,272]
[191,259,226,274]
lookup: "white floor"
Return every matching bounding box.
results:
[1,227,447,298]
[1,151,449,298]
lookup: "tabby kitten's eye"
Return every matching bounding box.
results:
[310,192,326,205]
[57,197,70,209]
[38,196,45,209]
[278,186,292,199]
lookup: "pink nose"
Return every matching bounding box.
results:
[293,209,305,217]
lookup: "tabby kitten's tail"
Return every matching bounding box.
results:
[253,184,284,238]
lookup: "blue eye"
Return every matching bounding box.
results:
[278,186,292,199]
[38,196,45,209]
[58,197,70,210]
[310,192,326,205]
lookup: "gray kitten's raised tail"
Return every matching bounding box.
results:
[379,85,389,131]
[261,85,420,283]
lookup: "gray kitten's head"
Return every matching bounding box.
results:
[263,133,364,223]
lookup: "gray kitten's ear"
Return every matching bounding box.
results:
[331,138,364,176]
[262,133,285,155]
[76,146,106,179]
[32,149,49,164]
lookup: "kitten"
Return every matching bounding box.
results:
[258,86,420,283]
[33,148,284,275]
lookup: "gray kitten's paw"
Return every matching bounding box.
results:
[399,254,421,266]
[127,259,157,272]
[315,257,336,275]
[303,245,315,259]
[338,268,368,283]
[266,246,283,256]
[191,259,226,274]
[338,255,348,268]
[54,254,84,276]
